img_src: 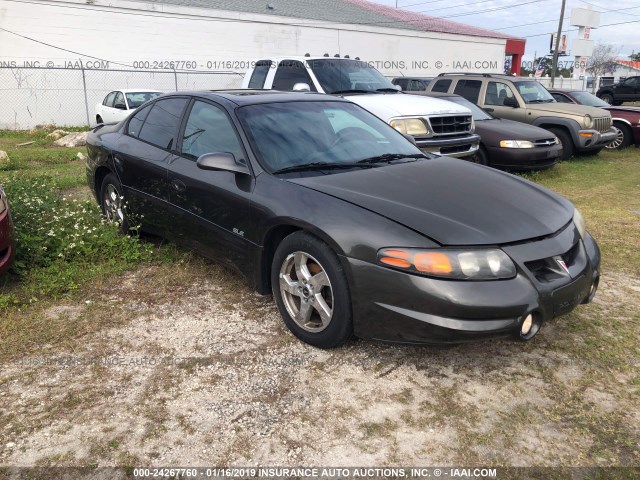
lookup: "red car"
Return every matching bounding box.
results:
[550,89,640,150]
[0,185,15,275]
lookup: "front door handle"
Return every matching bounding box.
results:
[171,179,186,193]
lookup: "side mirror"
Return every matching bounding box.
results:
[114,103,127,110]
[293,83,311,92]
[196,152,250,175]
[394,85,402,92]
[503,96,519,108]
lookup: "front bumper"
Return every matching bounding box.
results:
[577,127,618,150]
[486,143,562,170]
[0,206,15,276]
[347,225,600,344]
[417,133,480,158]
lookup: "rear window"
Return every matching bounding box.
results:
[248,60,272,89]
[453,80,482,103]
[137,98,188,150]
[431,79,452,93]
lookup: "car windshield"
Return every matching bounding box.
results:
[125,92,162,109]
[441,95,493,121]
[513,81,555,104]
[237,101,424,174]
[569,91,610,108]
[307,59,397,94]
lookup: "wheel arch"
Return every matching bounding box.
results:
[94,165,113,200]
[534,118,580,145]
[257,220,348,295]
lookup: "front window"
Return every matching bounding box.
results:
[125,92,162,109]
[237,101,423,174]
[307,59,397,94]
[513,81,555,104]
[568,91,609,108]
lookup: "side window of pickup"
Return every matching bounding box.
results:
[272,60,317,92]
[248,60,272,89]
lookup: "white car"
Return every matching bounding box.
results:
[95,89,162,124]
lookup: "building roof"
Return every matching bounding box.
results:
[616,60,640,71]
[134,0,520,40]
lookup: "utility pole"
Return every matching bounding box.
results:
[550,0,567,87]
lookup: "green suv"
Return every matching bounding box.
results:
[428,73,617,160]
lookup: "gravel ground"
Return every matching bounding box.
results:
[1,263,639,468]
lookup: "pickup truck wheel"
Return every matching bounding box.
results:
[548,128,574,160]
[606,123,632,149]
[470,146,489,166]
[599,93,614,104]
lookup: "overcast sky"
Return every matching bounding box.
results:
[369,0,640,62]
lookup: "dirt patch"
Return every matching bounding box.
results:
[1,267,639,467]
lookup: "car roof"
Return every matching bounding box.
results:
[437,73,534,81]
[252,56,363,62]
[394,77,433,81]
[160,90,349,106]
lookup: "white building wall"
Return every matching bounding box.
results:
[0,0,508,127]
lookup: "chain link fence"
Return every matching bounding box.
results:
[0,67,244,130]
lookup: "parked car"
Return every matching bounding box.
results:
[408,91,562,170]
[242,57,480,158]
[392,77,433,91]
[427,73,617,160]
[86,90,601,348]
[596,76,640,105]
[549,88,640,149]
[95,90,162,125]
[0,185,15,276]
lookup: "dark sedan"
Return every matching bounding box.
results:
[550,89,640,149]
[409,92,562,170]
[86,91,600,348]
[0,185,15,276]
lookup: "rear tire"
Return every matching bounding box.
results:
[548,127,574,160]
[606,122,633,150]
[600,93,614,105]
[271,232,353,349]
[99,173,130,234]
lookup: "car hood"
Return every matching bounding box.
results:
[607,106,640,115]
[526,102,611,118]
[288,158,573,246]
[344,93,471,121]
[475,118,556,143]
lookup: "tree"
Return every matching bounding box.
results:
[630,51,640,62]
[586,43,619,81]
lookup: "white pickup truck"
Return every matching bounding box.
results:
[241,56,480,158]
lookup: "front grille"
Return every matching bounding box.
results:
[428,115,473,136]
[593,117,611,133]
[525,242,581,283]
[534,138,557,147]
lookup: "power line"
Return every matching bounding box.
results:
[521,18,640,38]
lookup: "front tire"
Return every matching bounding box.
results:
[606,122,633,150]
[271,232,353,349]
[470,146,489,166]
[99,173,130,234]
[549,127,574,160]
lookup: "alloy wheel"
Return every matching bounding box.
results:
[605,126,624,149]
[279,251,333,333]
[103,184,125,224]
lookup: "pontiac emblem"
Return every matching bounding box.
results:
[555,257,570,274]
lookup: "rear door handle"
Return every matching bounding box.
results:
[171,179,186,193]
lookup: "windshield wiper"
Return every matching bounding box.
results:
[272,162,373,174]
[356,153,426,165]
[330,89,376,95]
[376,88,400,93]
[528,99,554,103]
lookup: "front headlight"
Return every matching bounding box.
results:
[378,248,516,280]
[573,208,586,239]
[390,118,429,136]
[499,140,535,149]
[584,114,593,129]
